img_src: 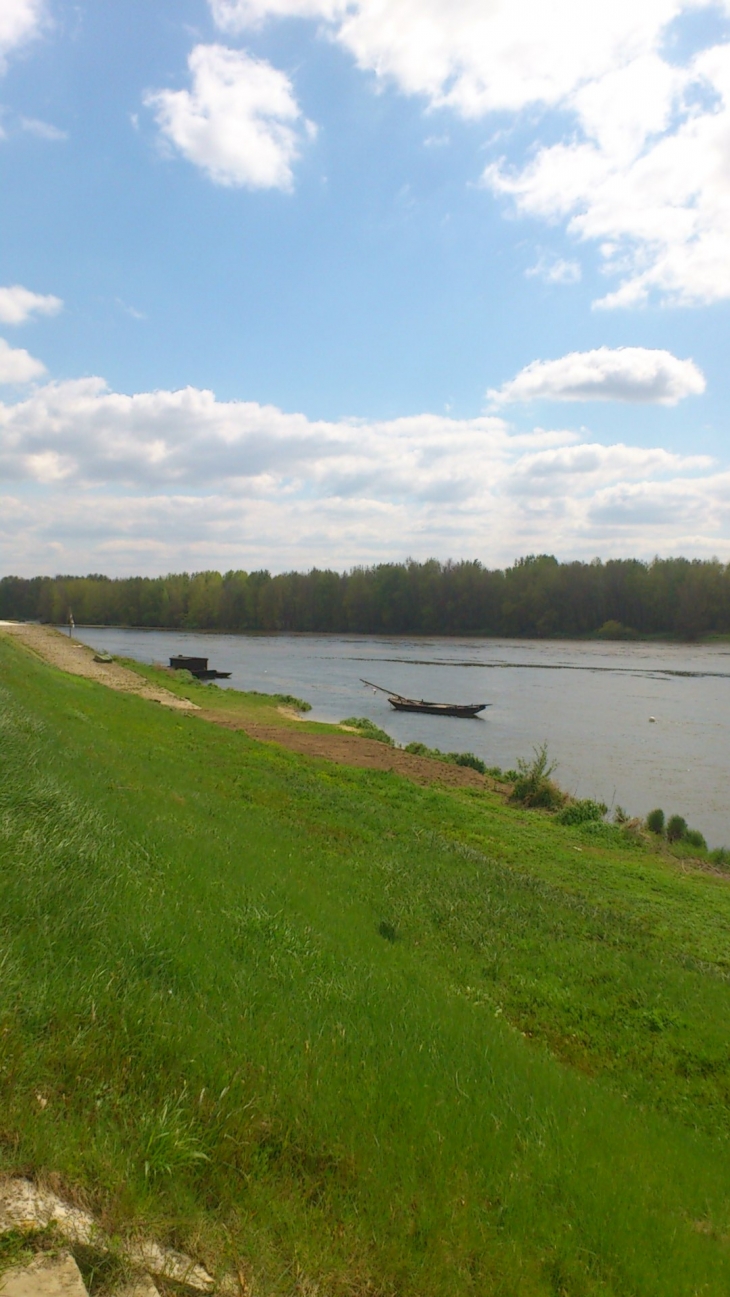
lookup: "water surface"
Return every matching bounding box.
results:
[73,627,730,847]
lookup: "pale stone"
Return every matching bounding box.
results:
[0,1182,214,1293]
[0,1252,88,1297]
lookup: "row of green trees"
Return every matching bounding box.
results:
[2,555,729,638]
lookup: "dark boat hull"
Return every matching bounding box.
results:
[388,698,488,717]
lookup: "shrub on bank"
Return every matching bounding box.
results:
[595,619,639,640]
[510,743,565,810]
[557,798,608,826]
[667,814,688,843]
[646,808,665,835]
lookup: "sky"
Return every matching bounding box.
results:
[1,0,730,577]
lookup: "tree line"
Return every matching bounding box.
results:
[1,556,729,639]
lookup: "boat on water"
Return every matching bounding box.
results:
[169,654,231,680]
[360,678,489,718]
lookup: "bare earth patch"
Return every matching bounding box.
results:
[200,712,490,790]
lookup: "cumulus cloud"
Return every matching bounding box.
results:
[488,347,706,406]
[145,43,314,189]
[485,42,730,308]
[0,285,62,325]
[0,0,44,71]
[0,337,45,383]
[208,0,693,114]
[206,0,730,307]
[1,375,727,575]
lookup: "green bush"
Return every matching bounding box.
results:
[684,828,707,850]
[341,717,394,745]
[613,805,629,825]
[710,847,730,868]
[557,799,608,826]
[667,814,688,843]
[510,743,565,811]
[404,742,486,774]
[446,751,487,774]
[646,808,665,835]
[595,619,639,640]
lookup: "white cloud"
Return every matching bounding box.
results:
[1,375,727,575]
[208,0,693,114]
[0,0,44,71]
[145,43,314,189]
[20,116,67,141]
[485,42,730,308]
[0,337,45,383]
[488,347,706,406]
[0,285,62,325]
[207,0,730,307]
[525,257,582,285]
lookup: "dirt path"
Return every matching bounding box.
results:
[0,622,198,712]
[1,622,493,791]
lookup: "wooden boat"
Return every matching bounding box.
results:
[169,654,231,680]
[360,678,489,718]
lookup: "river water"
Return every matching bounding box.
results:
[72,627,730,848]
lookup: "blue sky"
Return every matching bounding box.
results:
[1,0,730,575]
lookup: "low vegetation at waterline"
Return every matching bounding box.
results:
[4,635,730,1294]
[340,715,395,745]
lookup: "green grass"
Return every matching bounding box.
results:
[3,637,730,1294]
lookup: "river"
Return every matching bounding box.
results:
[71,627,730,848]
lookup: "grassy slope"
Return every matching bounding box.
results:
[2,639,730,1295]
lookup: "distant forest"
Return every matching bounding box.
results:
[2,556,730,639]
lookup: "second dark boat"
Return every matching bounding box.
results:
[169,654,231,680]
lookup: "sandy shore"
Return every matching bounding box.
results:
[0,622,198,712]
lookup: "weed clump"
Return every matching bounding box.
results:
[341,717,394,745]
[510,744,565,810]
[557,799,608,826]
[646,808,665,835]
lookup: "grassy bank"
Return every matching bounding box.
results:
[2,635,730,1294]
